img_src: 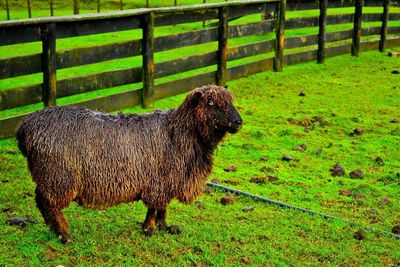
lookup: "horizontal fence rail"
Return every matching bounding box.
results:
[0,0,400,139]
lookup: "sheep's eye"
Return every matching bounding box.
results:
[208,100,214,106]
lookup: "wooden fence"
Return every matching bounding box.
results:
[0,0,400,139]
[2,0,398,19]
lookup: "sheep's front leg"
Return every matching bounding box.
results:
[142,208,156,236]
[156,209,168,230]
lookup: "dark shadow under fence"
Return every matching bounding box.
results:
[0,0,399,139]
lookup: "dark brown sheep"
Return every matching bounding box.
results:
[17,85,242,243]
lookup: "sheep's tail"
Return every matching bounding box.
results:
[16,120,29,157]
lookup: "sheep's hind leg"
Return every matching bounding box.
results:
[156,209,182,235]
[142,208,156,236]
[35,189,71,243]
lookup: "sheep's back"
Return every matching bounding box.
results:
[18,106,172,208]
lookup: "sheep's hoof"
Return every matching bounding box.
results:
[157,222,168,231]
[58,233,72,244]
[143,227,155,237]
[167,225,182,235]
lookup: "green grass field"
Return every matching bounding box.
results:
[1,50,400,266]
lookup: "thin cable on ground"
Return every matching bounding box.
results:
[207,182,400,240]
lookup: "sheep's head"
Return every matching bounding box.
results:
[184,85,242,141]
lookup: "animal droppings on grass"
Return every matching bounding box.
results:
[242,206,254,212]
[241,257,250,264]
[353,193,366,199]
[250,177,266,184]
[6,217,37,227]
[339,189,352,196]
[220,193,235,205]
[330,163,345,177]
[192,246,203,254]
[381,198,391,205]
[211,178,221,184]
[375,157,385,166]
[296,231,308,238]
[204,187,212,194]
[2,207,13,213]
[350,128,364,136]
[268,175,278,182]
[349,170,364,179]
[223,166,237,172]
[391,70,399,74]
[353,230,366,240]
[302,119,312,127]
[282,154,293,161]
[299,92,306,96]
[390,118,399,123]
[168,225,182,235]
[370,217,380,224]
[311,116,327,127]
[392,225,400,234]
[292,144,307,151]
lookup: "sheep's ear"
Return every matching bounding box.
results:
[224,85,228,89]
[189,91,203,107]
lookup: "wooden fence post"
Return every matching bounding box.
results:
[6,0,10,20]
[97,0,101,13]
[73,0,80,15]
[40,23,57,107]
[274,0,285,72]
[27,0,32,18]
[142,12,155,108]
[216,6,228,86]
[352,0,363,57]
[202,0,206,28]
[49,0,54,16]
[120,0,123,10]
[146,0,149,8]
[174,0,178,6]
[317,0,327,63]
[379,0,389,52]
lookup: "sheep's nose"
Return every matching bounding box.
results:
[235,118,243,125]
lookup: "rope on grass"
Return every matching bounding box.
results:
[207,182,400,240]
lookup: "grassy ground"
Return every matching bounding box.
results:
[1,50,399,266]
